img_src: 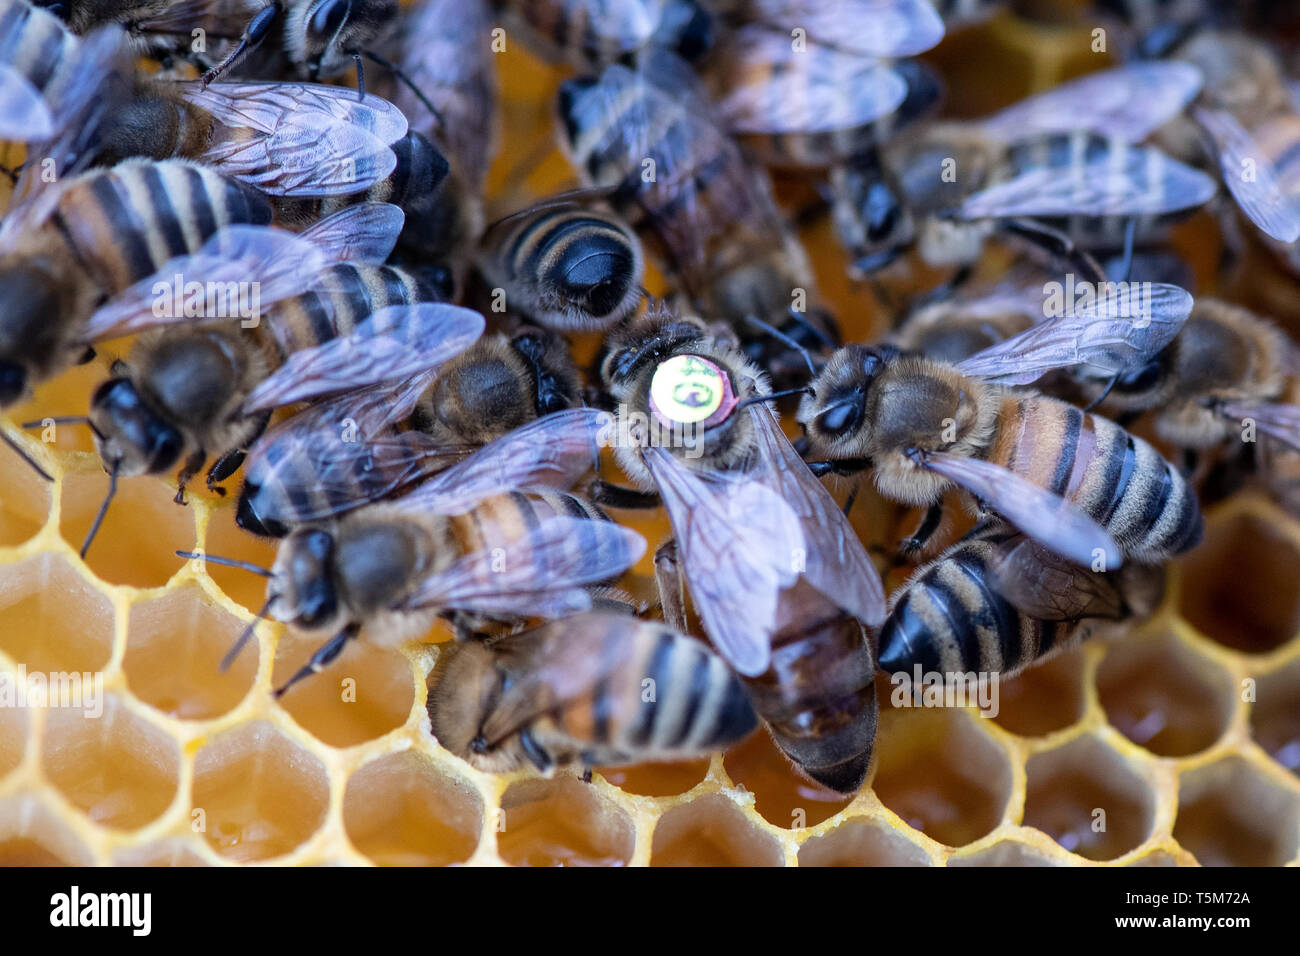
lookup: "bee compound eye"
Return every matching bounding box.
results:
[308,0,350,38]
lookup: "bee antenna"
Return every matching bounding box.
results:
[1,429,53,482]
[22,415,103,439]
[745,315,818,380]
[220,597,274,673]
[736,387,813,410]
[79,462,118,560]
[175,550,275,577]
[361,49,444,126]
[273,623,358,698]
[200,3,280,86]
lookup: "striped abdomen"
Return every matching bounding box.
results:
[0,0,79,110]
[448,489,618,576]
[984,393,1202,562]
[48,159,272,294]
[741,590,878,794]
[528,615,758,766]
[878,529,1084,677]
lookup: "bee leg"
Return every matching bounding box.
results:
[805,458,871,479]
[518,728,554,773]
[1112,218,1138,284]
[589,479,660,510]
[205,449,247,495]
[273,623,359,698]
[351,51,366,100]
[653,539,687,633]
[76,346,96,365]
[581,767,593,784]
[173,450,207,505]
[898,502,944,556]
[842,485,859,519]
[201,2,282,86]
[1002,218,1105,284]
[1082,373,1120,413]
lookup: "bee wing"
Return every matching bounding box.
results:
[955,283,1194,385]
[0,64,53,140]
[987,536,1127,621]
[958,142,1217,220]
[978,63,1202,144]
[714,27,908,139]
[177,82,408,197]
[241,304,485,414]
[1218,401,1300,453]
[394,409,610,516]
[297,202,405,264]
[642,445,806,677]
[1194,106,1300,244]
[401,516,646,616]
[920,451,1122,569]
[748,406,887,626]
[478,618,639,747]
[81,225,327,341]
[738,0,944,58]
[132,0,260,32]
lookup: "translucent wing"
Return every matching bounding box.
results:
[1219,401,1300,453]
[177,82,408,197]
[134,0,262,32]
[402,516,647,615]
[297,202,405,264]
[738,0,945,58]
[0,64,53,140]
[241,303,485,413]
[643,445,806,677]
[987,536,1127,621]
[979,63,1202,144]
[82,225,326,341]
[959,141,1217,220]
[395,408,610,515]
[748,406,887,626]
[955,283,1194,385]
[715,27,908,137]
[478,614,640,746]
[920,451,1122,569]
[1195,106,1300,244]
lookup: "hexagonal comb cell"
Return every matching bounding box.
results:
[342,751,481,866]
[1097,631,1234,757]
[123,584,256,720]
[1174,757,1300,865]
[60,471,192,588]
[650,793,784,866]
[41,694,179,830]
[990,648,1088,738]
[0,553,113,673]
[112,839,209,866]
[0,794,95,866]
[496,776,634,867]
[1022,735,1156,861]
[596,759,710,798]
[200,514,281,614]
[871,708,1012,847]
[0,704,26,780]
[950,840,1061,866]
[191,720,329,862]
[1251,660,1300,774]
[723,731,853,829]
[798,819,933,866]
[0,432,51,547]
[272,630,413,749]
[1178,512,1300,654]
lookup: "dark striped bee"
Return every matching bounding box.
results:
[0,158,270,412]
[499,0,715,69]
[797,285,1203,568]
[878,523,1165,679]
[234,328,582,537]
[838,63,1212,278]
[477,197,644,331]
[557,49,838,381]
[428,610,758,774]
[186,439,645,696]
[592,309,887,793]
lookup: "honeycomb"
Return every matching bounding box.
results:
[1,6,1299,867]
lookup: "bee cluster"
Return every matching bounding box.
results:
[1,0,1299,857]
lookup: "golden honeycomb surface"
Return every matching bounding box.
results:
[0,7,1299,867]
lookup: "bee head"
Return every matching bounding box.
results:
[0,362,26,407]
[89,377,184,478]
[275,528,340,630]
[798,345,892,451]
[0,262,63,394]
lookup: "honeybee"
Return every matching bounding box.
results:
[186,423,645,695]
[593,309,887,793]
[428,610,758,774]
[712,0,945,59]
[499,0,715,69]
[29,0,264,63]
[0,158,270,411]
[878,522,1165,679]
[477,197,645,331]
[557,49,838,380]
[833,63,1212,278]
[797,285,1203,567]
[1078,298,1300,457]
[235,328,582,536]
